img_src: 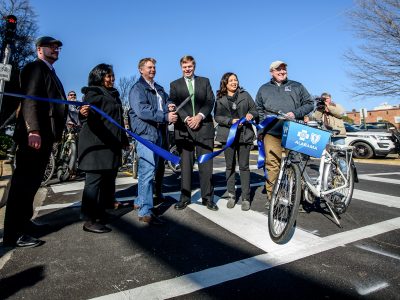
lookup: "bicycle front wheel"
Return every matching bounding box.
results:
[57,141,77,182]
[41,152,56,186]
[268,163,301,244]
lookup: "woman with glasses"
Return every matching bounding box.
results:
[78,64,129,233]
[214,72,258,211]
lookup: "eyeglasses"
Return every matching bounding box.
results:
[42,45,62,51]
[68,94,76,97]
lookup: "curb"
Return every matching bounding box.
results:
[0,161,13,232]
[0,161,12,208]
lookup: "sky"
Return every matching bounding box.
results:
[30,0,399,112]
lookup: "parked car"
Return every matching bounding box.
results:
[358,121,399,134]
[344,123,396,159]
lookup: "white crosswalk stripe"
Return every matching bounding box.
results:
[39,171,400,299]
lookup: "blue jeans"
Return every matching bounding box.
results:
[135,134,162,217]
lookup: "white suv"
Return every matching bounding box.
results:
[344,123,396,159]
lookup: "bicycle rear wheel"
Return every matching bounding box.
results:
[268,162,301,244]
[167,145,181,174]
[323,159,354,214]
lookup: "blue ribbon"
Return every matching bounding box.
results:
[198,115,277,168]
[198,116,247,164]
[1,91,180,165]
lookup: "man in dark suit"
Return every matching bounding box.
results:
[169,55,218,211]
[3,36,67,248]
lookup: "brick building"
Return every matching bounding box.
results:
[346,104,400,129]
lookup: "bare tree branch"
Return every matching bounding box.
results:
[116,75,136,108]
[345,0,400,98]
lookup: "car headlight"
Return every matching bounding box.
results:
[372,135,391,140]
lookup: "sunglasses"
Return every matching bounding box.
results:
[68,94,76,97]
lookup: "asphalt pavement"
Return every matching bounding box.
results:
[0,152,399,299]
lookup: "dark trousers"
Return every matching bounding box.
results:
[81,169,118,222]
[224,143,252,200]
[176,137,214,203]
[3,142,52,243]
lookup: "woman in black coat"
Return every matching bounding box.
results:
[78,63,129,233]
[215,72,258,211]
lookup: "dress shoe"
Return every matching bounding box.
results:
[138,214,165,226]
[153,194,166,206]
[16,235,45,248]
[202,200,218,211]
[241,200,251,211]
[113,201,133,209]
[83,221,112,233]
[226,197,236,209]
[174,201,190,210]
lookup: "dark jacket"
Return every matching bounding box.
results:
[255,79,313,136]
[128,76,171,143]
[169,76,215,141]
[78,86,128,171]
[215,89,258,144]
[14,59,67,146]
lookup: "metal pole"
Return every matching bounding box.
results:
[0,44,12,117]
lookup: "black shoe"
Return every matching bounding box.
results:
[153,194,166,206]
[139,214,165,226]
[174,201,190,210]
[83,221,112,233]
[202,200,218,211]
[16,235,45,248]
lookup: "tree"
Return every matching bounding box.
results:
[0,0,38,124]
[117,75,136,108]
[344,0,400,98]
[1,0,38,69]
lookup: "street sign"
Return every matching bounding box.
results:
[0,63,12,81]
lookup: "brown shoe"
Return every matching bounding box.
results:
[138,214,165,226]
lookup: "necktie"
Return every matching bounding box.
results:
[187,78,195,116]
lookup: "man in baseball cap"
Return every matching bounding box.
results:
[255,60,313,210]
[269,60,287,71]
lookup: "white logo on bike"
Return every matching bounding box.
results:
[297,130,309,141]
[310,133,321,144]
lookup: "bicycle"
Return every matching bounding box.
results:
[56,125,79,182]
[267,115,356,244]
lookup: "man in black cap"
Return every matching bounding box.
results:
[2,36,67,248]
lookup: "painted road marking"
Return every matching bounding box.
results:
[91,218,400,300]
[358,173,400,185]
[353,190,400,208]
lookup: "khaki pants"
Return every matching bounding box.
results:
[263,134,284,198]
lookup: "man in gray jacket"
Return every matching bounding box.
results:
[255,60,313,208]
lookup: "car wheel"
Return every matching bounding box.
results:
[352,142,374,159]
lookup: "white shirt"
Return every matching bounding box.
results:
[146,79,163,111]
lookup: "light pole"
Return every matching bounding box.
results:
[0,15,17,118]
